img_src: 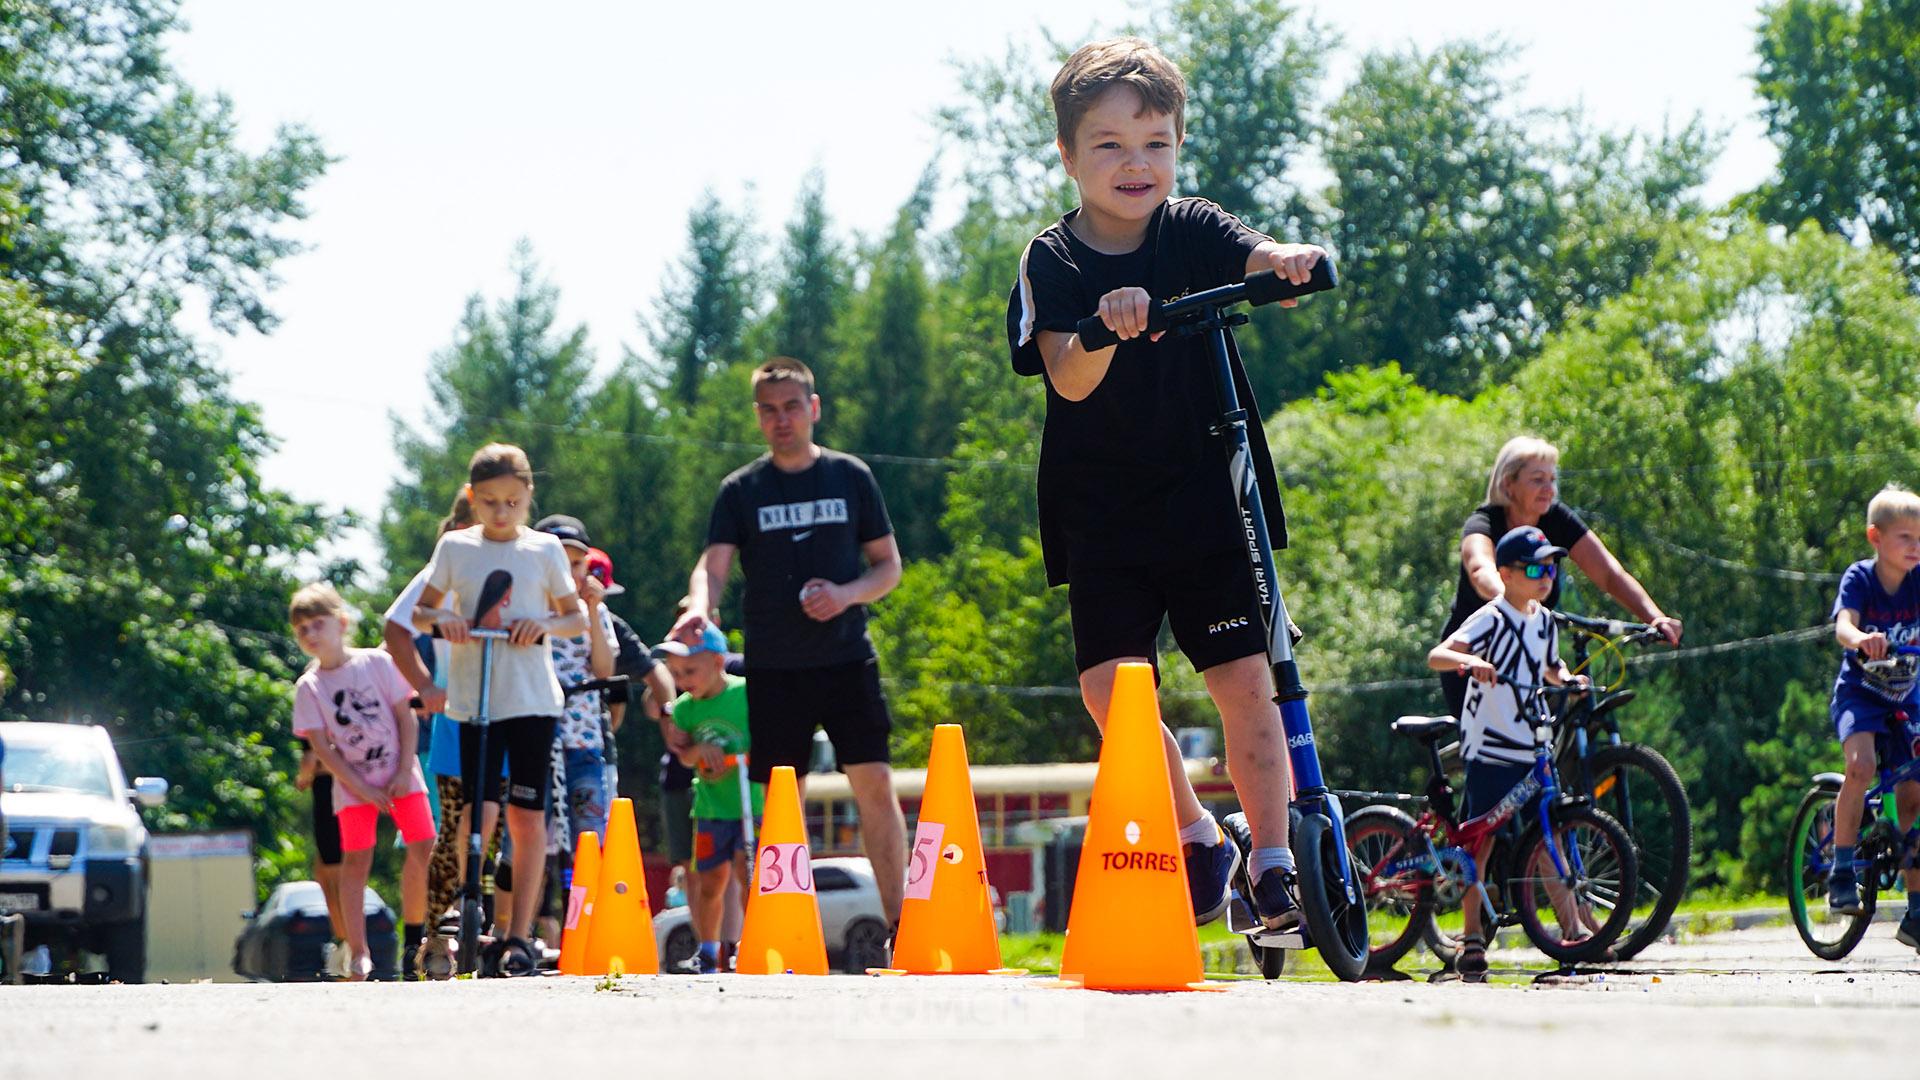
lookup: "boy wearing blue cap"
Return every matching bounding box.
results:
[658,623,764,973]
[1427,525,1588,980]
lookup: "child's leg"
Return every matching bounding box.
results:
[1079,658,1206,827]
[1834,731,1879,853]
[1462,834,1494,942]
[336,805,377,979]
[1202,654,1293,851]
[314,864,346,942]
[393,793,436,926]
[503,806,545,940]
[1897,778,1920,894]
[426,775,465,921]
[693,863,728,945]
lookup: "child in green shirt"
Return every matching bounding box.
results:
[658,623,763,973]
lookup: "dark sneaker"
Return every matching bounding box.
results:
[1184,827,1241,926]
[1457,935,1489,983]
[1898,911,1920,952]
[1828,872,1864,916]
[1251,867,1301,932]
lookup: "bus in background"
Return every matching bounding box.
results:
[799,728,1237,928]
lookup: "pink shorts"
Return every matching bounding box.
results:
[337,791,435,853]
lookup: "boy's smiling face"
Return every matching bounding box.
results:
[1060,84,1180,245]
[1869,516,1920,575]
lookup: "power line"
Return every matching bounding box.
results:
[1574,508,1845,584]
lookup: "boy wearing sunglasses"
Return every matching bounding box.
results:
[1426,524,1589,980]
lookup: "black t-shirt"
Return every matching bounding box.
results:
[1005,197,1290,586]
[706,448,894,670]
[1444,501,1591,635]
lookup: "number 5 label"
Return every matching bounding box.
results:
[758,842,815,895]
[904,821,945,901]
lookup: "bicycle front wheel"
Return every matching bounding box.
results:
[1584,743,1691,959]
[1787,785,1875,961]
[1511,805,1637,963]
[1342,805,1436,971]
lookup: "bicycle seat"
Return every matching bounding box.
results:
[1391,716,1460,744]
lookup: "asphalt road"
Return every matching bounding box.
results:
[4,924,1917,1079]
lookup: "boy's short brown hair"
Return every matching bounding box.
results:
[752,356,815,397]
[1868,484,1920,530]
[288,581,351,626]
[1051,36,1187,150]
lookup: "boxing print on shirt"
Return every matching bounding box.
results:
[757,499,849,535]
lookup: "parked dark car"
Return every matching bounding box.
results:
[233,881,397,981]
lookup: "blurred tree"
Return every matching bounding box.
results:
[1754,0,1920,281]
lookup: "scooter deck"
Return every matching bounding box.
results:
[1227,891,1308,951]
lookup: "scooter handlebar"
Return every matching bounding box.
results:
[1072,260,1338,351]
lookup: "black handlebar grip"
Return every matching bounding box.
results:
[1073,304,1170,352]
[1243,259,1338,307]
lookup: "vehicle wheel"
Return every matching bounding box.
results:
[1343,806,1437,972]
[103,918,146,984]
[1511,805,1637,964]
[1788,785,1875,961]
[662,924,698,971]
[1295,813,1369,982]
[1581,744,1691,960]
[842,918,890,974]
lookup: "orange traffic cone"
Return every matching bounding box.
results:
[736,766,828,975]
[582,798,657,975]
[557,830,601,975]
[886,724,1005,974]
[1059,662,1206,991]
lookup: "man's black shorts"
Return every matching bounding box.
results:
[746,659,892,783]
[1068,548,1268,674]
[310,773,342,867]
[459,715,558,811]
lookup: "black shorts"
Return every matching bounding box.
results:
[745,659,892,783]
[459,715,558,811]
[1067,548,1268,674]
[1461,760,1533,821]
[311,773,342,867]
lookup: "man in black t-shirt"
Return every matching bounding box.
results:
[671,356,908,926]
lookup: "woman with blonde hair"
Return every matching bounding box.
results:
[1439,436,1683,718]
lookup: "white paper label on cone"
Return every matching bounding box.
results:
[564,885,587,930]
[904,821,946,901]
[757,842,815,895]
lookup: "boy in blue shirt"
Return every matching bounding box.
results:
[1827,485,1920,946]
[1005,36,1328,931]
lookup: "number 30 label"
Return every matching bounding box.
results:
[757,842,815,895]
[904,821,946,901]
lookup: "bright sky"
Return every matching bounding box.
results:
[168,0,1777,575]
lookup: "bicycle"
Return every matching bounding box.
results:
[1787,645,1920,960]
[1550,610,1693,960]
[1074,258,1372,982]
[1341,682,1641,972]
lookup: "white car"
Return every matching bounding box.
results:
[652,856,890,973]
[0,722,167,982]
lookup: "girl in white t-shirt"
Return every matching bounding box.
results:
[409,443,586,951]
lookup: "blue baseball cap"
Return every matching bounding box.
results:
[1495,525,1567,567]
[650,622,729,658]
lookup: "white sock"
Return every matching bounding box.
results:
[1250,847,1295,880]
[1177,811,1221,847]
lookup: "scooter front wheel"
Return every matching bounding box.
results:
[1296,812,1370,982]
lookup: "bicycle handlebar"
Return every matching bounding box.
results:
[1552,610,1659,640]
[1072,261,1339,351]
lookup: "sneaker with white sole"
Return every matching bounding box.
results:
[1183,829,1241,926]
